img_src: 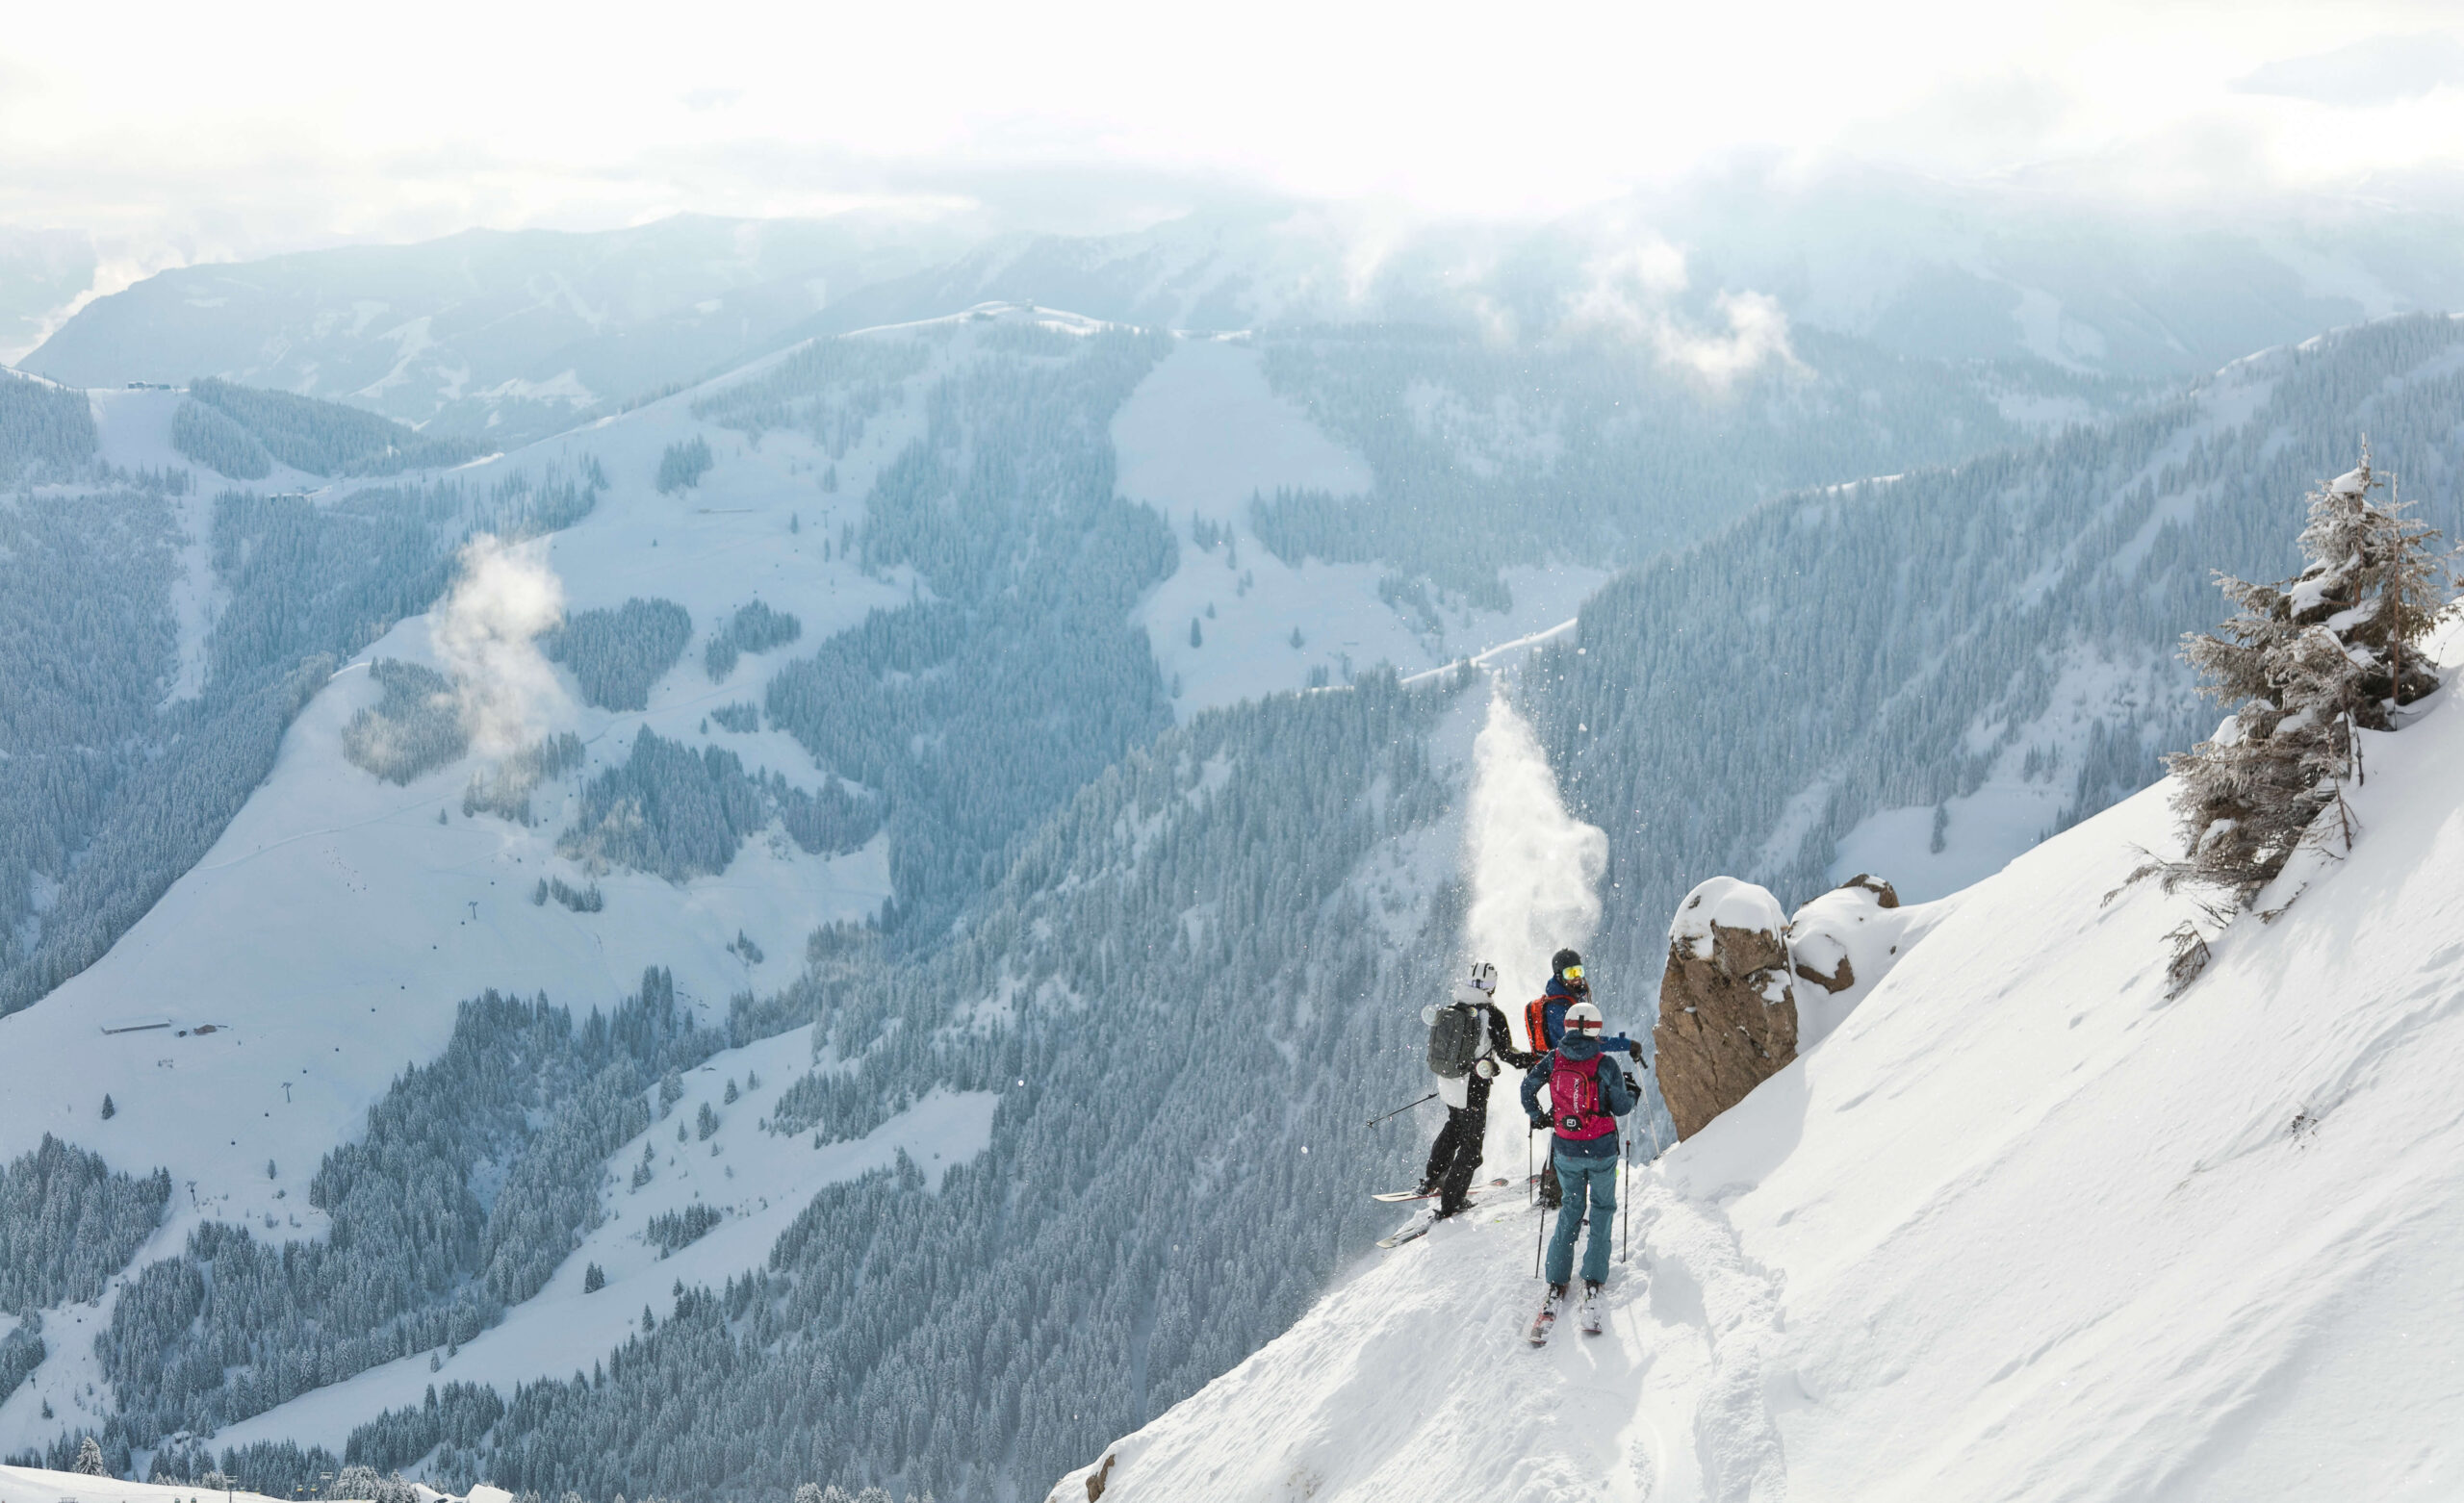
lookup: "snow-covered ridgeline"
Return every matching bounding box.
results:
[1057,650,2464,1501]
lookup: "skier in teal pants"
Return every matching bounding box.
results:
[1521,999,1636,1335]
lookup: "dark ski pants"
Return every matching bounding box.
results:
[1422,1073,1494,1214]
[1546,1150,1617,1286]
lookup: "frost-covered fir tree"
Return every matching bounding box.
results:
[2166,448,2455,898]
[74,1436,108,1475]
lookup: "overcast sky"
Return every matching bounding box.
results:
[4,0,2462,264]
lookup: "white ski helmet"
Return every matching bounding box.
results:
[1466,961,1499,994]
[1563,1001,1604,1033]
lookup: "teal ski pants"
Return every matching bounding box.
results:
[1546,1150,1617,1286]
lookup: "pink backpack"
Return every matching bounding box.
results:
[1548,1052,1616,1141]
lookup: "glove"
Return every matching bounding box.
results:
[1629,1041,1643,1062]
[1529,1115,1550,1132]
[1473,1058,1497,1079]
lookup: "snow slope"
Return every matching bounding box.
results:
[1112,336,1606,717]
[1054,649,2464,1501]
[0,319,963,1456]
[3,1464,314,1503]
[208,1033,996,1454]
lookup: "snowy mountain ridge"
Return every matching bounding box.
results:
[1054,634,2464,1502]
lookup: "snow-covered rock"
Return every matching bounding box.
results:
[1784,873,1943,1049]
[1654,877,1799,1139]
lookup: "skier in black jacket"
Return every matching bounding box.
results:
[1419,961,1538,1219]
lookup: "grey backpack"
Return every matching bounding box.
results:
[1426,1003,1482,1079]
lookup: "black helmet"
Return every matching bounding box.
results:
[1551,948,1582,976]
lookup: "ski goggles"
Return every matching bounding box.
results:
[1561,965,1584,982]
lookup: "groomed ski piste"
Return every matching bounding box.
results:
[1050,643,2464,1501]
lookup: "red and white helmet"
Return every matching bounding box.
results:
[1563,1001,1604,1033]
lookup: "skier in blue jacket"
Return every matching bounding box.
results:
[1522,999,1636,1338]
[1526,949,1640,1208]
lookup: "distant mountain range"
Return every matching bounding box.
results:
[13,215,974,446]
[17,173,2464,451]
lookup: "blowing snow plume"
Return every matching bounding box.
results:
[1460,683,1608,1034]
[433,534,565,755]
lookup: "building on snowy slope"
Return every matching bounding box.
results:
[1049,627,2464,1502]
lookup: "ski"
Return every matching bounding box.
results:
[1578,1285,1603,1336]
[1375,1215,1434,1250]
[1526,1288,1564,1346]
[1370,1175,1525,1203]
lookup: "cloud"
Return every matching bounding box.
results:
[431,535,566,756]
[2231,32,2464,106]
[1562,238,1801,385]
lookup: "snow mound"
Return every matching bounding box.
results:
[1059,662,2464,1501]
[1668,875,1785,958]
[1785,877,1943,1049]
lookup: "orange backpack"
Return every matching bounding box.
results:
[1524,995,1552,1055]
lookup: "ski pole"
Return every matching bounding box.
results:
[1532,1127,1545,1280]
[1619,1132,1630,1265]
[1365,1091,1437,1130]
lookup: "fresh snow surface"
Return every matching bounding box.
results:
[1113,336,1606,716]
[2,1465,321,1503]
[1667,876,1786,955]
[1782,882,1934,1050]
[0,1465,473,1503]
[1054,654,2464,1503]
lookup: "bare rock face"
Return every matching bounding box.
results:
[1655,877,1798,1140]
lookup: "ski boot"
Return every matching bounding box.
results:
[1527,1283,1568,1346]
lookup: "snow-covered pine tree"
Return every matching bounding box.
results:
[2166,448,2455,899]
[74,1435,108,1475]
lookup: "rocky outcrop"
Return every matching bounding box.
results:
[1790,874,1898,994]
[1655,878,1799,1140]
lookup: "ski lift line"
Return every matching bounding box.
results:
[192,787,483,874]
[1398,618,1580,687]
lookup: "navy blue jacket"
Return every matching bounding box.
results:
[1534,976,1636,1057]
[1521,1032,1636,1160]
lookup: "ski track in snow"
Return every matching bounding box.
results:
[1059,654,2464,1503]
